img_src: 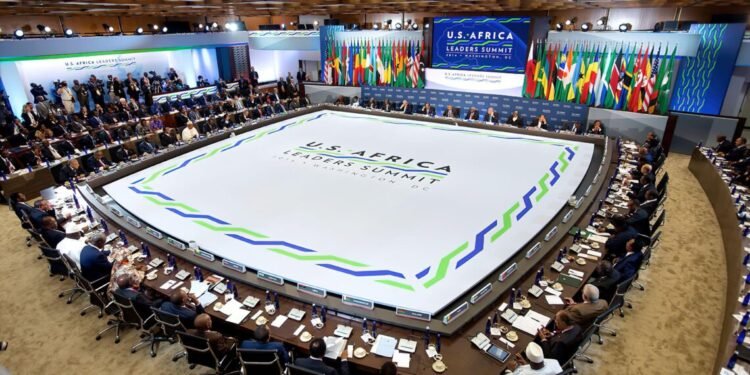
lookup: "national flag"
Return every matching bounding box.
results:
[552,43,567,101]
[546,44,558,101]
[533,41,546,99]
[656,45,676,115]
[641,46,656,113]
[595,46,614,107]
[617,45,637,110]
[629,45,648,112]
[581,46,600,105]
[523,40,537,98]
[574,44,589,103]
[647,46,662,113]
[604,46,622,109]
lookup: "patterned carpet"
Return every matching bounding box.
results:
[0,154,725,374]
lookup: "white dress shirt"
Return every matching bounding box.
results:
[57,238,86,268]
[511,360,563,375]
[181,126,199,142]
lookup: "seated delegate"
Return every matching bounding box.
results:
[484,107,499,124]
[240,325,289,364]
[506,111,524,127]
[531,114,548,130]
[420,102,436,116]
[589,120,605,135]
[79,233,112,283]
[295,338,349,375]
[504,342,562,375]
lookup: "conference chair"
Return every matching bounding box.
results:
[286,364,325,375]
[614,275,637,318]
[657,172,669,194]
[650,210,666,235]
[653,153,666,173]
[111,293,170,357]
[593,295,625,345]
[151,307,187,361]
[570,324,598,365]
[631,243,652,292]
[176,330,237,374]
[61,253,110,317]
[236,348,284,375]
[39,246,85,303]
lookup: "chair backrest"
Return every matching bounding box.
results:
[112,292,146,328]
[176,330,221,371]
[595,296,624,325]
[650,230,662,249]
[61,253,88,290]
[237,348,283,375]
[615,274,636,296]
[39,246,68,277]
[152,307,187,338]
[651,210,666,233]
[657,172,669,193]
[287,364,325,375]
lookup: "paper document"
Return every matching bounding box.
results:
[371,335,398,357]
[323,336,347,359]
[271,315,288,328]
[512,315,545,336]
[226,309,250,324]
[189,280,210,298]
[545,295,564,305]
[526,310,552,327]
[588,234,609,244]
[197,292,218,307]
[392,350,411,368]
[219,299,244,316]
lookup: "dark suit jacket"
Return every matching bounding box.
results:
[727,145,748,162]
[507,115,524,127]
[484,112,499,123]
[421,106,435,116]
[86,156,112,172]
[716,140,733,154]
[0,156,19,175]
[640,199,658,218]
[114,147,134,162]
[465,110,479,120]
[79,245,112,282]
[88,116,104,129]
[539,325,581,363]
[137,140,156,154]
[590,269,621,303]
[59,165,85,183]
[240,340,289,364]
[159,301,204,328]
[42,228,66,248]
[294,357,349,375]
[115,287,162,321]
[28,207,50,229]
[614,251,644,283]
[604,226,639,260]
[626,207,650,235]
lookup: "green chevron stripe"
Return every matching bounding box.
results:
[267,247,369,268]
[141,164,177,185]
[193,220,269,239]
[144,196,199,212]
[557,151,569,172]
[535,173,550,202]
[423,242,469,288]
[293,148,445,179]
[491,202,521,242]
[375,279,415,291]
[473,40,499,47]
[194,145,224,162]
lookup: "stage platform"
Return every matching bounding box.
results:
[103,110,593,314]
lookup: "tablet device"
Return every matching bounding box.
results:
[486,345,511,363]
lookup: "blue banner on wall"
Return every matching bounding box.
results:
[361,86,588,130]
[431,17,530,73]
[669,23,745,115]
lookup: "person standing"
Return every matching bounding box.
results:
[57,81,76,114]
[73,80,90,112]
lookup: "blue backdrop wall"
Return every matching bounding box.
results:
[361,86,589,129]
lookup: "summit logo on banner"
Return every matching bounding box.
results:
[63,55,137,71]
[432,17,530,73]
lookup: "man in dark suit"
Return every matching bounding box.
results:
[484,107,499,124]
[188,314,236,358]
[640,190,659,218]
[249,66,259,87]
[114,274,162,321]
[442,105,456,118]
[40,216,66,248]
[295,338,349,375]
[589,261,621,303]
[86,151,113,172]
[54,135,78,158]
[398,100,412,114]
[715,135,733,155]
[420,102,435,116]
[536,310,581,364]
[296,67,307,83]
[506,110,524,127]
[79,233,112,283]
[137,139,157,155]
[114,146,135,162]
[727,137,748,162]
[240,325,289,364]
[604,215,639,261]
[159,290,204,329]
[465,107,479,120]
[625,198,650,235]
[630,174,655,203]
[613,239,645,283]
[59,159,87,183]
[0,150,19,175]
[77,133,96,151]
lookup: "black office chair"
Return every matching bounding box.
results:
[650,210,666,234]
[614,275,637,317]
[653,153,666,173]
[111,293,169,357]
[656,172,669,194]
[151,307,187,361]
[39,246,84,302]
[571,323,597,364]
[176,330,237,374]
[61,254,110,317]
[287,364,324,375]
[593,294,624,344]
[236,348,284,375]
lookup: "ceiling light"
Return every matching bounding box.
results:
[102,23,114,32]
[581,23,592,32]
[136,27,144,34]
[411,23,419,30]
[425,23,430,29]
[162,26,168,33]
[373,24,379,30]
[555,23,563,31]
[313,20,319,26]
[395,22,402,30]
[565,17,577,26]
[198,23,203,28]
[152,24,159,31]
[211,22,218,28]
[64,28,74,37]
[597,17,607,27]
[281,24,286,30]
[619,23,631,32]
[14,29,24,39]
[36,24,51,33]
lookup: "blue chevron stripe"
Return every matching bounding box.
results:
[226,233,316,253]
[128,186,174,201]
[565,146,575,160]
[455,220,498,269]
[131,177,145,185]
[549,161,560,186]
[415,267,431,279]
[317,263,406,279]
[163,153,207,176]
[221,135,256,153]
[516,187,537,220]
[269,112,327,134]
[165,208,230,225]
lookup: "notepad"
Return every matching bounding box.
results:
[226,309,250,324]
[189,280,210,298]
[271,315,288,328]
[197,292,218,307]
[219,299,244,316]
[512,315,544,336]
[323,336,347,359]
[392,350,411,368]
[545,295,564,305]
[371,335,397,358]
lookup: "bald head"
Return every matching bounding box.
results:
[116,274,131,290]
[194,313,212,331]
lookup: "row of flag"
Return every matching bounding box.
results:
[522,41,677,114]
[324,39,425,88]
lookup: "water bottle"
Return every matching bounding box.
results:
[744,253,750,266]
[72,193,80,209]
[516,288,522,300]
[509,288,516,305]
[493,312,498,325]
[194,266,203,282]
[321,306,327,323]
[118,229,128,245]
[436,333,441,353]
[44,158,50,168]
[728,351,739,369]
[535,267,544,285]
[167,253,176,268]
[424,326,431,346]
[67,152,72,160]
[737,329,747,345]
[26,164,32,173]
[0,171,5,181]
[312,303,318,317]
[362,318,368,332]
[141,242,151,259]
[558,247,566,261]
[485,317,492,334]
[371,320,377,337]
[100,218,109,233]
[742,312,750,327]
[745,273,750,284]
[86,206,93,221]
[226,280,236,297]
[743,293,750,307]
[273,292,279,310]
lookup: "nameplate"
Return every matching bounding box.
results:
[341,295,374,310]
[562,209,574,223]
[125,216,141,228]
[545,226,558,241]
[166,237,186,251]
[575,197,584,208]
[499,263,518,282]
[146,227,163,239]
[222,258,246,273]
[442,301,469,325]
[193,248,215,262]
[258,270,284,286]
[395,307,432,322]
[526,242,542,259]
[95,194,104,204]
[470,283,493,304]
[297,283,327,298]
[592,172,599,185]
[85,185,94,194]
[584,185,592,197]
[110,206,124,217]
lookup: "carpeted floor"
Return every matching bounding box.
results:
[0,154,725,374]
